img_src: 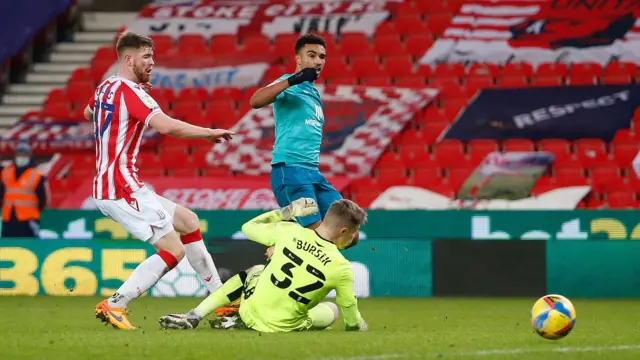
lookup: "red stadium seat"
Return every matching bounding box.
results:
[42,101,73,120]
[173,100,203,119]
[395,76,426,89]
[384,55,413,78]
[405,34,433,59]
[538,139,571,154]
[612,143,639,167]
[149,34,174,56]
[212,87,242,103]
[465,76,495,88]
[605,61,637,74]
[567,76,597,86]
[432,139,464,156]
[498,76,529,88]
[601,74,632,85]
[178,88,210,103]
[92,46,117,65]
[375,21,400,38]
[45,89,69,107]
[426,13,452,35]
[210,35,238,55]
[468,63,500,79]
[361,76,391,87]
[67,81,94,105]
[501,63,534,78]
[571,62,603,78]
[574,138,607,154]
[531,76,563,87]
[395,14,429,36]
[502,139,535,152]
[467,139,499,156]
[434,63,465,78]
[241,35,271,56]
[340,33,374,57]
[350,56,381,78]
[374,35,404,58]
[178,34,207,54]
[536,63,569,78]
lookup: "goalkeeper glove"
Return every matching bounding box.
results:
[280,198,318,221]
[287,68,318,86]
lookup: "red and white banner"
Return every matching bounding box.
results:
[0,121,159,155]
[103,55,274,90]
[420,0,640,66]
[57,176,353,210]
[127,0,400,39]
[209,85,439,177]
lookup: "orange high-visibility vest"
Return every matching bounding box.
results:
[1,165,42,221]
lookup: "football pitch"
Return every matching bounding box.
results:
[1,297,639,360]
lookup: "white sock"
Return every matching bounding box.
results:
[185,240,223,292]
[108,254,169,308]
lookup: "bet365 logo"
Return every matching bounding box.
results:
[471,215,640,240]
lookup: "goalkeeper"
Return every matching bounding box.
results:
[159,198,368,332]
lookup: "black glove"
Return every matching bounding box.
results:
[287,68,318,86]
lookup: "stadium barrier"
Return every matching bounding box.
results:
[2,236,640,298]
[41,209,640,240]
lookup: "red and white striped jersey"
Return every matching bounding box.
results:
[88,75,162,200]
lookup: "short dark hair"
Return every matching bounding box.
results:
[294,33,327,54]
[116,31,154,58]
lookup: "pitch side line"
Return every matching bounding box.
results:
[318,344,640,360]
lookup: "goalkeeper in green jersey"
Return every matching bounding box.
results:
[159,198,368,332]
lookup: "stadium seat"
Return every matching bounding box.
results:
[538,139,571,155]
[498,76,529,88]
[501,63,534,78]
[571,62,603,78]
[384,55,413,78]
[395,14,429,36]
[405,34,433,59]
[467,139,499,156]
[374,21,399,38]
[340,33,374,57]
[210,34,238,55]
[374,35,404,58]
[350,56,381,78]
[502,139,535,152]
[432,139,464,156]
[45,89,69,107]
[537,63,569,78]
[395,76,425,88]
[612,143,639,167]
[426,13,452,35]
[212,87,243,103]
[241,35,271,56]
[150,34,174,56]
[531,76,563,87]
[178,88,210,103]
[361,76,391,86]
[178,34,208,54]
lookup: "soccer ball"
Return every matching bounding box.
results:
[530,294,576,340]
[150,258,209,298]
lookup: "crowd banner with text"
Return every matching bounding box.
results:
[102,55,274,90]
[40,209,640,241]
[57,176,353,210]
[127,0,402,39]
[420,0,640,66]
[442,85,640,143]
[210,85,439,177]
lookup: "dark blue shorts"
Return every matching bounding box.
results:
[270,163,342,227]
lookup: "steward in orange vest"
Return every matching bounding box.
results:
[0,143,49,238]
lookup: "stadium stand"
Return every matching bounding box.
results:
[4,0,640,210]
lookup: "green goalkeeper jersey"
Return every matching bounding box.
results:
[239,210,363,332]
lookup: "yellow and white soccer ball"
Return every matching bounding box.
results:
[530,294,576,340]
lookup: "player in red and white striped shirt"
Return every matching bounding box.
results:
[84,32,232,330]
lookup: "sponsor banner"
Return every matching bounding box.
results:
[211,85,439,177]
[41,208,640,242]
[56,175,352,210]
[102,55,274,90]
[420,0,640,65]
[442,85,640,142]
[0,121,159,155]
[127,0,400,39]
[371,185,590,210]
[458,151,554,202]
[0,238,427,297]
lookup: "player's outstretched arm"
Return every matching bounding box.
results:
[249,79,289,109]
[336,267,367,331]
[249,68,318,108]
[241,198,318,246]
[148,112,233,142]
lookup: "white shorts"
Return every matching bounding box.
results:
[94,186,177,245]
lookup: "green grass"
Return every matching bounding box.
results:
[1,297,639,360]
